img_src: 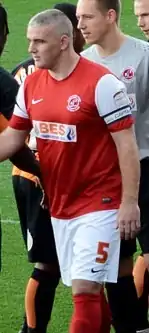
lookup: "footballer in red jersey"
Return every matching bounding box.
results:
[0,9,140,333]
[11,4,85,333]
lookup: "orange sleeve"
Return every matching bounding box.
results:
[0,114,8,133]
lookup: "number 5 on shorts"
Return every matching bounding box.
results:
[96,242,109,264]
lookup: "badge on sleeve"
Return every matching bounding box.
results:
[113,90,130,108]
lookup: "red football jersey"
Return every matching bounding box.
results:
[10,57,133,219]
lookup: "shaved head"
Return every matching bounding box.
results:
[28,9,73,38]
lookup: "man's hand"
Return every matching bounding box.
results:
[35,177,48,210]
[117,201,140,240]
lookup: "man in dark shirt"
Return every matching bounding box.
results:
[0,4,42,273]
[0,67,18,120]
[0,4,41,175]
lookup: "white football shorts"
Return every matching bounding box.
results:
[51,210,120,286]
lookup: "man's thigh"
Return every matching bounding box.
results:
[120,239,136,260]
[27,205,58,265]
[52,210,120,286]
[20,179,58,265]
[12,175,28,246]
[137,202,149,254]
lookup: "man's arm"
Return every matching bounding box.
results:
[111,127,140,203]
[0,67,19,120]
[0,69,41,177]
[9,146,41,178]
[0,124,41,178]
[111,127,140,239]
[95,72,140,239]
[0,116,41,177]
[0,126,29,161]
[0,117,41,178]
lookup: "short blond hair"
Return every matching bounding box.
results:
[28,9,73,37]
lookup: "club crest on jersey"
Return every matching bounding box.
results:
[122,67,135,81]
[67,95,81,112]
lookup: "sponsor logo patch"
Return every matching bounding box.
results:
[33,121,77,142]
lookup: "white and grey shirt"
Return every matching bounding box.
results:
[82,36,149,160]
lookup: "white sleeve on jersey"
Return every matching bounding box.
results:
[13,78,37,149]
[14,81,29,119]
[95,73,132,125]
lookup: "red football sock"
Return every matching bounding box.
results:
[70,293,102,333]
[100,289,111,333]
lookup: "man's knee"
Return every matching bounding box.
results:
[35,262,60,278]
[72,279,102,295]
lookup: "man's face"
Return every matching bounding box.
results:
[76,0,110,45]
[27,24,68,69]
[134,0,149,39]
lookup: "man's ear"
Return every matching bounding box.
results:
[60,34,70,50]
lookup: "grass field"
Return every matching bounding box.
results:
[0,0,144,332]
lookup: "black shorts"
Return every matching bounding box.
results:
[137,158,149,254]
[120,158,149,258]
[12,175,58,264]
[120,239,136,259]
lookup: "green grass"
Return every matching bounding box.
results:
[0,0,143,332]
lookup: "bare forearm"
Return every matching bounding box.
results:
[0,134,21,161]
[112,128,140,203]
[117,138,140,203]
[0,127,41,178]
[0,127,27,162]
